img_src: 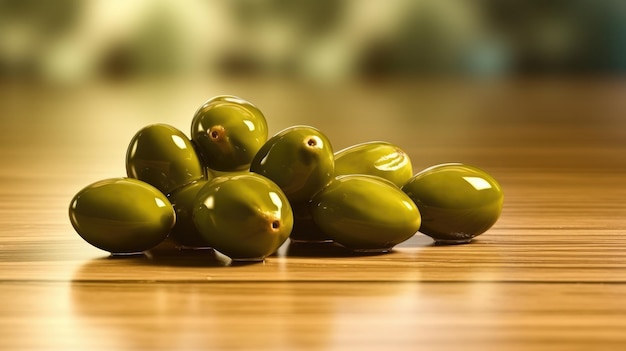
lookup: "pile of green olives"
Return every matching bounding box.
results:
[69,95,503,262]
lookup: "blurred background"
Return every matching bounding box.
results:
[1,0,626,179]
[1,0,625,84]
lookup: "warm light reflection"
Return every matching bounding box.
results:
[268,191,283,212]
[259,154,269,166]
[242,119,255,131]
[203,195,214,209]
[69,201,79,225]
[194,123,205,134]
[463,176,492,190]
[374,152,409,171]
[155,198,167,208]
[223,96,245,105]
[128,140,138,160]
[401,200,414,211]
[171,135,187,149]
[332,282,421,345]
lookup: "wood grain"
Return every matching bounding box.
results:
[1,78,626,350]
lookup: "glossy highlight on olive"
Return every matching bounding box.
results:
[402,163,504,244]
[311,174,421,252]
[192,172,293,261]
[68,178,176,255]
[334,141,413,188]
[250,125,334,203]
[191,95,268,172]
[126,123,205,195]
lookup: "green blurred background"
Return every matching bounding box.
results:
[2,0,625,84]
[1,0,626,178]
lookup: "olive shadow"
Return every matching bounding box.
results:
[71,240,235,274]
[135,237,231,267]
[143,247,233,267]
[281,231,445,258]
[145,238,293,267]
[143,238,292,267]
[71,251,230,280]
[282,241,393,258]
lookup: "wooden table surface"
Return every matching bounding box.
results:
[1,78,625,350]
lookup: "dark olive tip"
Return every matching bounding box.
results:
[208,125,226,141]
[271,220,281,230]
[304,135,322,149]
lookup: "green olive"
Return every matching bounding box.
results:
[126,123,205,195]
[191,95,268,172]
[402,163,504,244]
[290,201,333,244]
[311,175,421,252]
[334,141,413,188]
[68,178,175,255]
[250,126,334,203]
[192,172,293,261]
[167,179,212,248]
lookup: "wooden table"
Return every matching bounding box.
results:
[1,78,625,350]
